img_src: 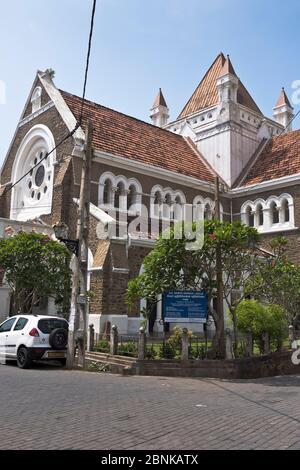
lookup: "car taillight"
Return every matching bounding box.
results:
[29,328,40,337]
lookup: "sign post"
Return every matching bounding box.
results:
[162,291,208,324]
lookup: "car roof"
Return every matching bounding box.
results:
[6,315,68,320]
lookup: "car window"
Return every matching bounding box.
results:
[38,319,68,334]
[14,317,29,331]
[0,317,16,333]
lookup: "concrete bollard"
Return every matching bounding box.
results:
[246,330,253,357]
[138,327,146,360]
[88,324,95,352]
[262,332,269,355]
[110,325,118,355]
[225,328,234,359]
[181,328,189,363]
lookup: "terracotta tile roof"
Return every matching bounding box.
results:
[274,87,293,109]
[178,53,262,118]
[152,88,168,108]
[61,90,215,183]
[240,129,300,186]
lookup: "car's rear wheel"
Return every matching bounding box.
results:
[17,347,32,369]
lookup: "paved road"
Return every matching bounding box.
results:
[0,363,300,450]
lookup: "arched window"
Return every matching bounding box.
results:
[127,184,137,211]
[270,201,279,224]
[246,206,254,227]
[163,193,172,219]
[173,196,183,220]
[10,125,55,221]
[256,203,264,227]
[31,87,42,114]
[103,179,113,205]
[193,201,203,221]
[115,182,125,210]
[204,203,212,220]
[282,199,290,223]
[153,191,162,217]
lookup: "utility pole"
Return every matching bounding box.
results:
[214,176,226,359]
[67,119,93,369]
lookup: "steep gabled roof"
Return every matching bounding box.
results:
[178,53,262,119]
[239,129,300,187]
[60,90,215,183]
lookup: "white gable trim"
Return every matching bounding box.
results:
[38,73,85,142]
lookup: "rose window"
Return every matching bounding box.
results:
[24,149,52,204]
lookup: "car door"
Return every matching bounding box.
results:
[0,317,17,362]
[6,317,29,358]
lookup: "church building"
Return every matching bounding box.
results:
[1,52,299,334]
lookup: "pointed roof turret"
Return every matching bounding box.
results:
[152,88,168,109]
[274,87,293,109]
[219,54,237,78]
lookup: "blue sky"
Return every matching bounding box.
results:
[1,0,300,162]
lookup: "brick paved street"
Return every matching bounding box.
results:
[0,363,300,450]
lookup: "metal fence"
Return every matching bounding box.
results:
[90,325,300,360]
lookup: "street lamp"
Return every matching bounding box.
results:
[53,222,79,257]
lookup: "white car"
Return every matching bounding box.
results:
[0,315,68,369]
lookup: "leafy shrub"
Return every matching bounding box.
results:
[94,339,110,353]
[189,344,207,360]
[145,344,157,360]
[236,300,288,353]
[118,341,138,357]
[158,341,177,359]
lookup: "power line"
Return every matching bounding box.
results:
[3,0,97,197]
[79,0,97,125]
[6,125,79,195]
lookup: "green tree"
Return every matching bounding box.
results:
[246,237,300,327]
[0,231,71,315]
[126,220,261,357]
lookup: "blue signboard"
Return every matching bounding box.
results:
[162,290,208,324]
